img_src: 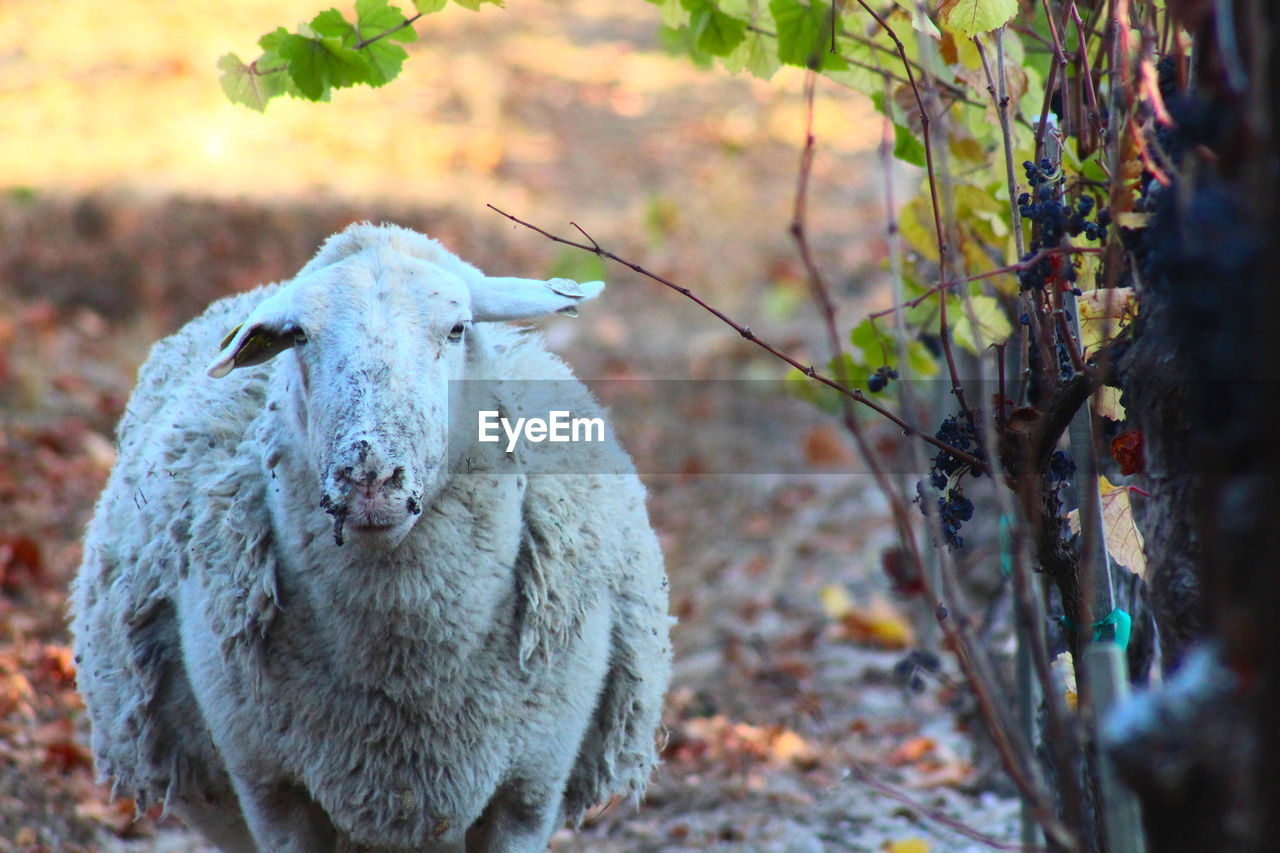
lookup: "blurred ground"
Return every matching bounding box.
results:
[0,0,1020,850]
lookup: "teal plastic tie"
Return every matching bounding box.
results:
[1058,609,1131,651]
[1092,608,1131,650]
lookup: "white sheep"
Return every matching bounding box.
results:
[70,222,672,853]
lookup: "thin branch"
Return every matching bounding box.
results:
[851,0,973,421]
[845,764,1051,852]
[790,71,844,366]
[849,3,948,300]
[354,13,424,49]
[487,205,991,472]
[864,246,1104,323]
[1033,59,1061,162]
[1040,0,1070,68]
[1069,2,1107,144]
[743,23,987,110]
[973,32,1027,259]
[1053,309,1087,373]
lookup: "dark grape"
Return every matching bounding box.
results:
[917,413,984,550]
[1047,450,1076,482]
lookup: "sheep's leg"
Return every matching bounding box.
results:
[171,797,256,853]
[465,786,564,853]
[230,775,337,853]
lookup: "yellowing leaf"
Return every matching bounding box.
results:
[938,0,1017,36]
[884,839,931,853]
[891,0,941,38]
[1094,385,1126,421]
[1077,287,1136,360]
[834,595,915,649]
[1099,477,1145,575]
[1114,211,1151,229]
[899,195,939,262]
[820,583,854,620]
[951,293,1013,353]
[1067,477,1146,577]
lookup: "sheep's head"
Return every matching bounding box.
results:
[205,223,603,548]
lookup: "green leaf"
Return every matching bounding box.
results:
[310,8,356,41]
[363,39,409,85]
[357,0,418,41]
[722,28,781,78]
[218,53,273,112]
[938,0,1018,37]
[452,0,503,10]
[688,1,748,56]
[770,0,844,70]
[412,0,448,13]
[258,26,291,55]
[278,33,370,100]
[657,0,692,27]
[893,123,927,167]
[849,317,940,380]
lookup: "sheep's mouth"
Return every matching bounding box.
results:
[347,518,398,535]
[320,493,421,547]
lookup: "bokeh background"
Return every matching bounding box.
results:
[0,1,1022,850]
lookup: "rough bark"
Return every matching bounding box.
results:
[1105,0,1278,848]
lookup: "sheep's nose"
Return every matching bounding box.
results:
[336,440,404,496]
[338,465,404,497]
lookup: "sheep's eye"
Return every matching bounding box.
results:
[292,328,309,346]
[447,323,466,343]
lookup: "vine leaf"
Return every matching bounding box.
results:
[1094,386,1125,421]
[770,0,845,70]
[278,32,369,100]
[891,0,941,38]
[937,0,1017,36]
[685,0,748,56]
[1077,287,1137,359]
[218,53,273,112]
[1068,477,1146,577]
[949,293,1013,353]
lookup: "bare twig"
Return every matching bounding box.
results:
[864,246,1103,323]
[1069,3,1107,145]
[849,2,959,398]
[790,70,843,367]
[743,23,987,111]
[487,205,991,471]
[845,764,1051,852]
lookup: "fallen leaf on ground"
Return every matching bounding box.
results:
[826,593,915,650]
[887,736,936,765]
[803,424,856,467]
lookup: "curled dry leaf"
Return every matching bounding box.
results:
[1067,477,1146,577]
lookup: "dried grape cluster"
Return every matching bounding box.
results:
[1016,159,1109,293]
[917,412,982,550]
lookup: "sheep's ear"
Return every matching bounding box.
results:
[469,276,605,322]
[206,290,300,379]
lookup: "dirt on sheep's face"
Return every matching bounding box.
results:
[276,248,472,547]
